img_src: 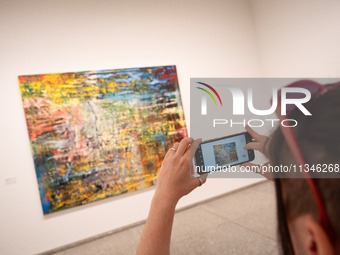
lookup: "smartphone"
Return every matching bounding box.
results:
[194,132,255,174]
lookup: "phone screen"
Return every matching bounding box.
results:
[195,132,254,173]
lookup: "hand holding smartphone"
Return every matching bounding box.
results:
[194,132,255,174]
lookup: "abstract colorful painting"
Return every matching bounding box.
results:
[19,65,187,214]
[213,142,238,166]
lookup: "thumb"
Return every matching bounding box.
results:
[190,174,208,188]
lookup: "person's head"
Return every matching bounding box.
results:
[268,84,340,254]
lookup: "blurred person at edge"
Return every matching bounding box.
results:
[137,84,340,255]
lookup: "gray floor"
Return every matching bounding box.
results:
[52,181,281,255]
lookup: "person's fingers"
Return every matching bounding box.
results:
[187,137,194,151]
[187,138,202,159]
[245,125,266,143]
[163,142,180,161]
[172,142,180,150]
[195,174,208,187]
[177,137,192,156]
[200,173,208,183]
[244,142,264,153]
[190,174,208,188]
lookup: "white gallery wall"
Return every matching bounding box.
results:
[251,0,340,77]
[1,0,340,254]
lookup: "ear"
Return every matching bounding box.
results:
[305,216,334,255]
